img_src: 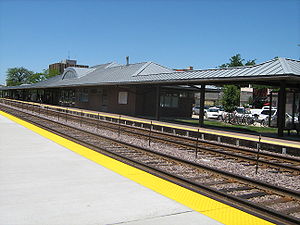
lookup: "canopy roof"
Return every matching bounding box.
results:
[1,57,300,90]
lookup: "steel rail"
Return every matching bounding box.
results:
[2,100,300,174]
[2,106,300,224]
[37,104,300,173]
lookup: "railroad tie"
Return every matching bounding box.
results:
[199,180,230,186]
[278,206,300,215]
[218,186,253,193]
[260,197,291,205]
[237,192,267,199]
[191,175,216,181]
[144,160,166,165]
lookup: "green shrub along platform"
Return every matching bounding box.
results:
[173,118,278,134]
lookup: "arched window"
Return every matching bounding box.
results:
[62,70,77,80]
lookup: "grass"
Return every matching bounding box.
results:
[173,118,278,134]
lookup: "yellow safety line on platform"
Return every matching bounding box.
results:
[0,110,274,225]
[2,98,300,149]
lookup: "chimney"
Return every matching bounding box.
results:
[126,56,129,66]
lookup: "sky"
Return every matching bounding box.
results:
[0,0,299,85]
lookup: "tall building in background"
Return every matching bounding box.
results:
[49,59,89,74]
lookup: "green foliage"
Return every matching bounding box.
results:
[220,54,256,68]
[43,69,60,79]
[221,85,240,112]
[5,67,61,86]
[228,54,244,67]
[27,73,46,84]
[252,84,271,90]
[245,59,256,66]
[248,96,253,105]
[175,118,278,134]
[219,63,228,68]
[218,54,256,111]
[6,67,34,86]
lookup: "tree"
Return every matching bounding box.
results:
[219,54,256,111]
[228,54,244,67]
[27,73,45,84]
[6,67,34,86]
[245,59,256,66]
[220,54,256,68]
[27,69,60,84]
[221,85,240,112]
[43,68,60,79]
[5,67,61,86]
[248,96,253,106]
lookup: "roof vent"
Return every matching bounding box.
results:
[126,56,129,66]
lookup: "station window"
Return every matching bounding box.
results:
[179,92,188,98]
[59,89,75,106]
[160,93,179,108]
[102,89,108,106]
[79,89,89,102]
[62,70,77,80]
[118,91,128,104]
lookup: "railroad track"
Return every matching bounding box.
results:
[94,121,300,175]
[5,99,299,175]
[1,103,300,224]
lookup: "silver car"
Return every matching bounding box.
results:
[192,106,208,115]
[262,112,299,129]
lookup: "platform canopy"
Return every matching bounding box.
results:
[1,57,300,90]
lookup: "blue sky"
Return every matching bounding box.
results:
[0,0,299,85]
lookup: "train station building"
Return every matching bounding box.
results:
[1,57,300,136]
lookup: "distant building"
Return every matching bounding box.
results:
[240,87,253,106]
[174,66,194,71]
[253,88,268,108]
[49,59,89,74]
[194,85,223,107]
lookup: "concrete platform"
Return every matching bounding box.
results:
[0,114,223,225]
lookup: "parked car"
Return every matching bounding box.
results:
[262,106,277,110]
[262,112,299,129]
[192,106,209,115]
[205,107,224,120]
[285,113,300,130]
[250,108,263,117]
[257,109,277,125]
[234,107,252,116]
